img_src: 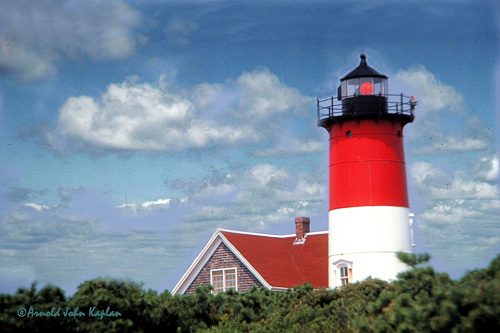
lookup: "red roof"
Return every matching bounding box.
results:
[221,230,328,289]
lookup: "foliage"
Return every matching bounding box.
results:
[67,278,156,332]
[1,254,499,332]
[396,252,431,268]
[352,253,500,333]
[0,282,69,332]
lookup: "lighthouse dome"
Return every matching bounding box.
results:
[341,53,388,80]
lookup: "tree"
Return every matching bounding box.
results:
[1,254,499,332]
[396,252,431,268]
[352,254,500,333]
[0,282,70,333]
[68,278,152,332]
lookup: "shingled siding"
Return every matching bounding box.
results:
[184,242,263,294]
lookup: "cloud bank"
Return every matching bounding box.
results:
[48,69,314,153]
[0,0,144,81]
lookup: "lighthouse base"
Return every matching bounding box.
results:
[328,206,412,288]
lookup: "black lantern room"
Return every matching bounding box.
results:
[339,53,388,115]
[317,53,416,128]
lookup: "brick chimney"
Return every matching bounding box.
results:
[294,217,310,244]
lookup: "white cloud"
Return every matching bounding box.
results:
[117,198,174,214]
[411,161,438,185]
[236,68,312,120]
[57,78,191,150]
[51,68,312,153]
[0,39,57,81]
[116,203,140,214]
[193,182,237,200]
[191,68,313,125]
[0,0,144,81]
[414,137,490,155]
[248,164,289,187]
[394,67,493,156]
[411,161,499,200]
[24,203,51,212]
[142,198,171,209]
[478,155,499,181]
[293,140,324,154]
[410,158,500,270]
[394,66,464,114]
[53,76,258,152]
[277,174,325,202]
[178,164,326,234]
[254,139,324,157]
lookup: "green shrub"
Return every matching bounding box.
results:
[1,254,499,332]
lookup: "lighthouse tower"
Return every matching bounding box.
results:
[317,54,417,288]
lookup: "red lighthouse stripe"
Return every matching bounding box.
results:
[329,118,410,210]
[329,160,409,209]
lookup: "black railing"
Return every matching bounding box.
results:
[317,93,416,126]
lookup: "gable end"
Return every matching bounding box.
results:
[184,242,263,294]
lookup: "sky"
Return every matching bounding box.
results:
[0,0,499,296]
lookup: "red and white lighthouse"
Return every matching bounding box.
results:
[318,54,417,288]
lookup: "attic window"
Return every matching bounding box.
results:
[211,268,237,294]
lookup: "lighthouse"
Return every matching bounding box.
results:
[317,54,417,288]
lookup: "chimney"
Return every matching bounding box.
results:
[294,217,310,244]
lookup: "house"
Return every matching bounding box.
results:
[172,217,328,294]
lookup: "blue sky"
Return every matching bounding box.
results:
[0,0,499,295]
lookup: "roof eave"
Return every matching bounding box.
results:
[171,230,223,294]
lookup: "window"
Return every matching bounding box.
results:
[341,80,347,99]
[333,259,353,287]
[373,77,387,96]
[339,265,349,286]
[211,268,237,294]
[344,77,387,98]
[347,78,359,97]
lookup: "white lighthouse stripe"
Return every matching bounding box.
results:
[329,206,412,255]
[328,206,412,288]
[329,252,410,287]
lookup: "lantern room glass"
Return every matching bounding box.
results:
[373,77,387,96]
[342,77,387,99]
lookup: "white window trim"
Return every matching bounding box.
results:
[210,267,238,294]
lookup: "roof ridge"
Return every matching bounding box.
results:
[218,228,328,238]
